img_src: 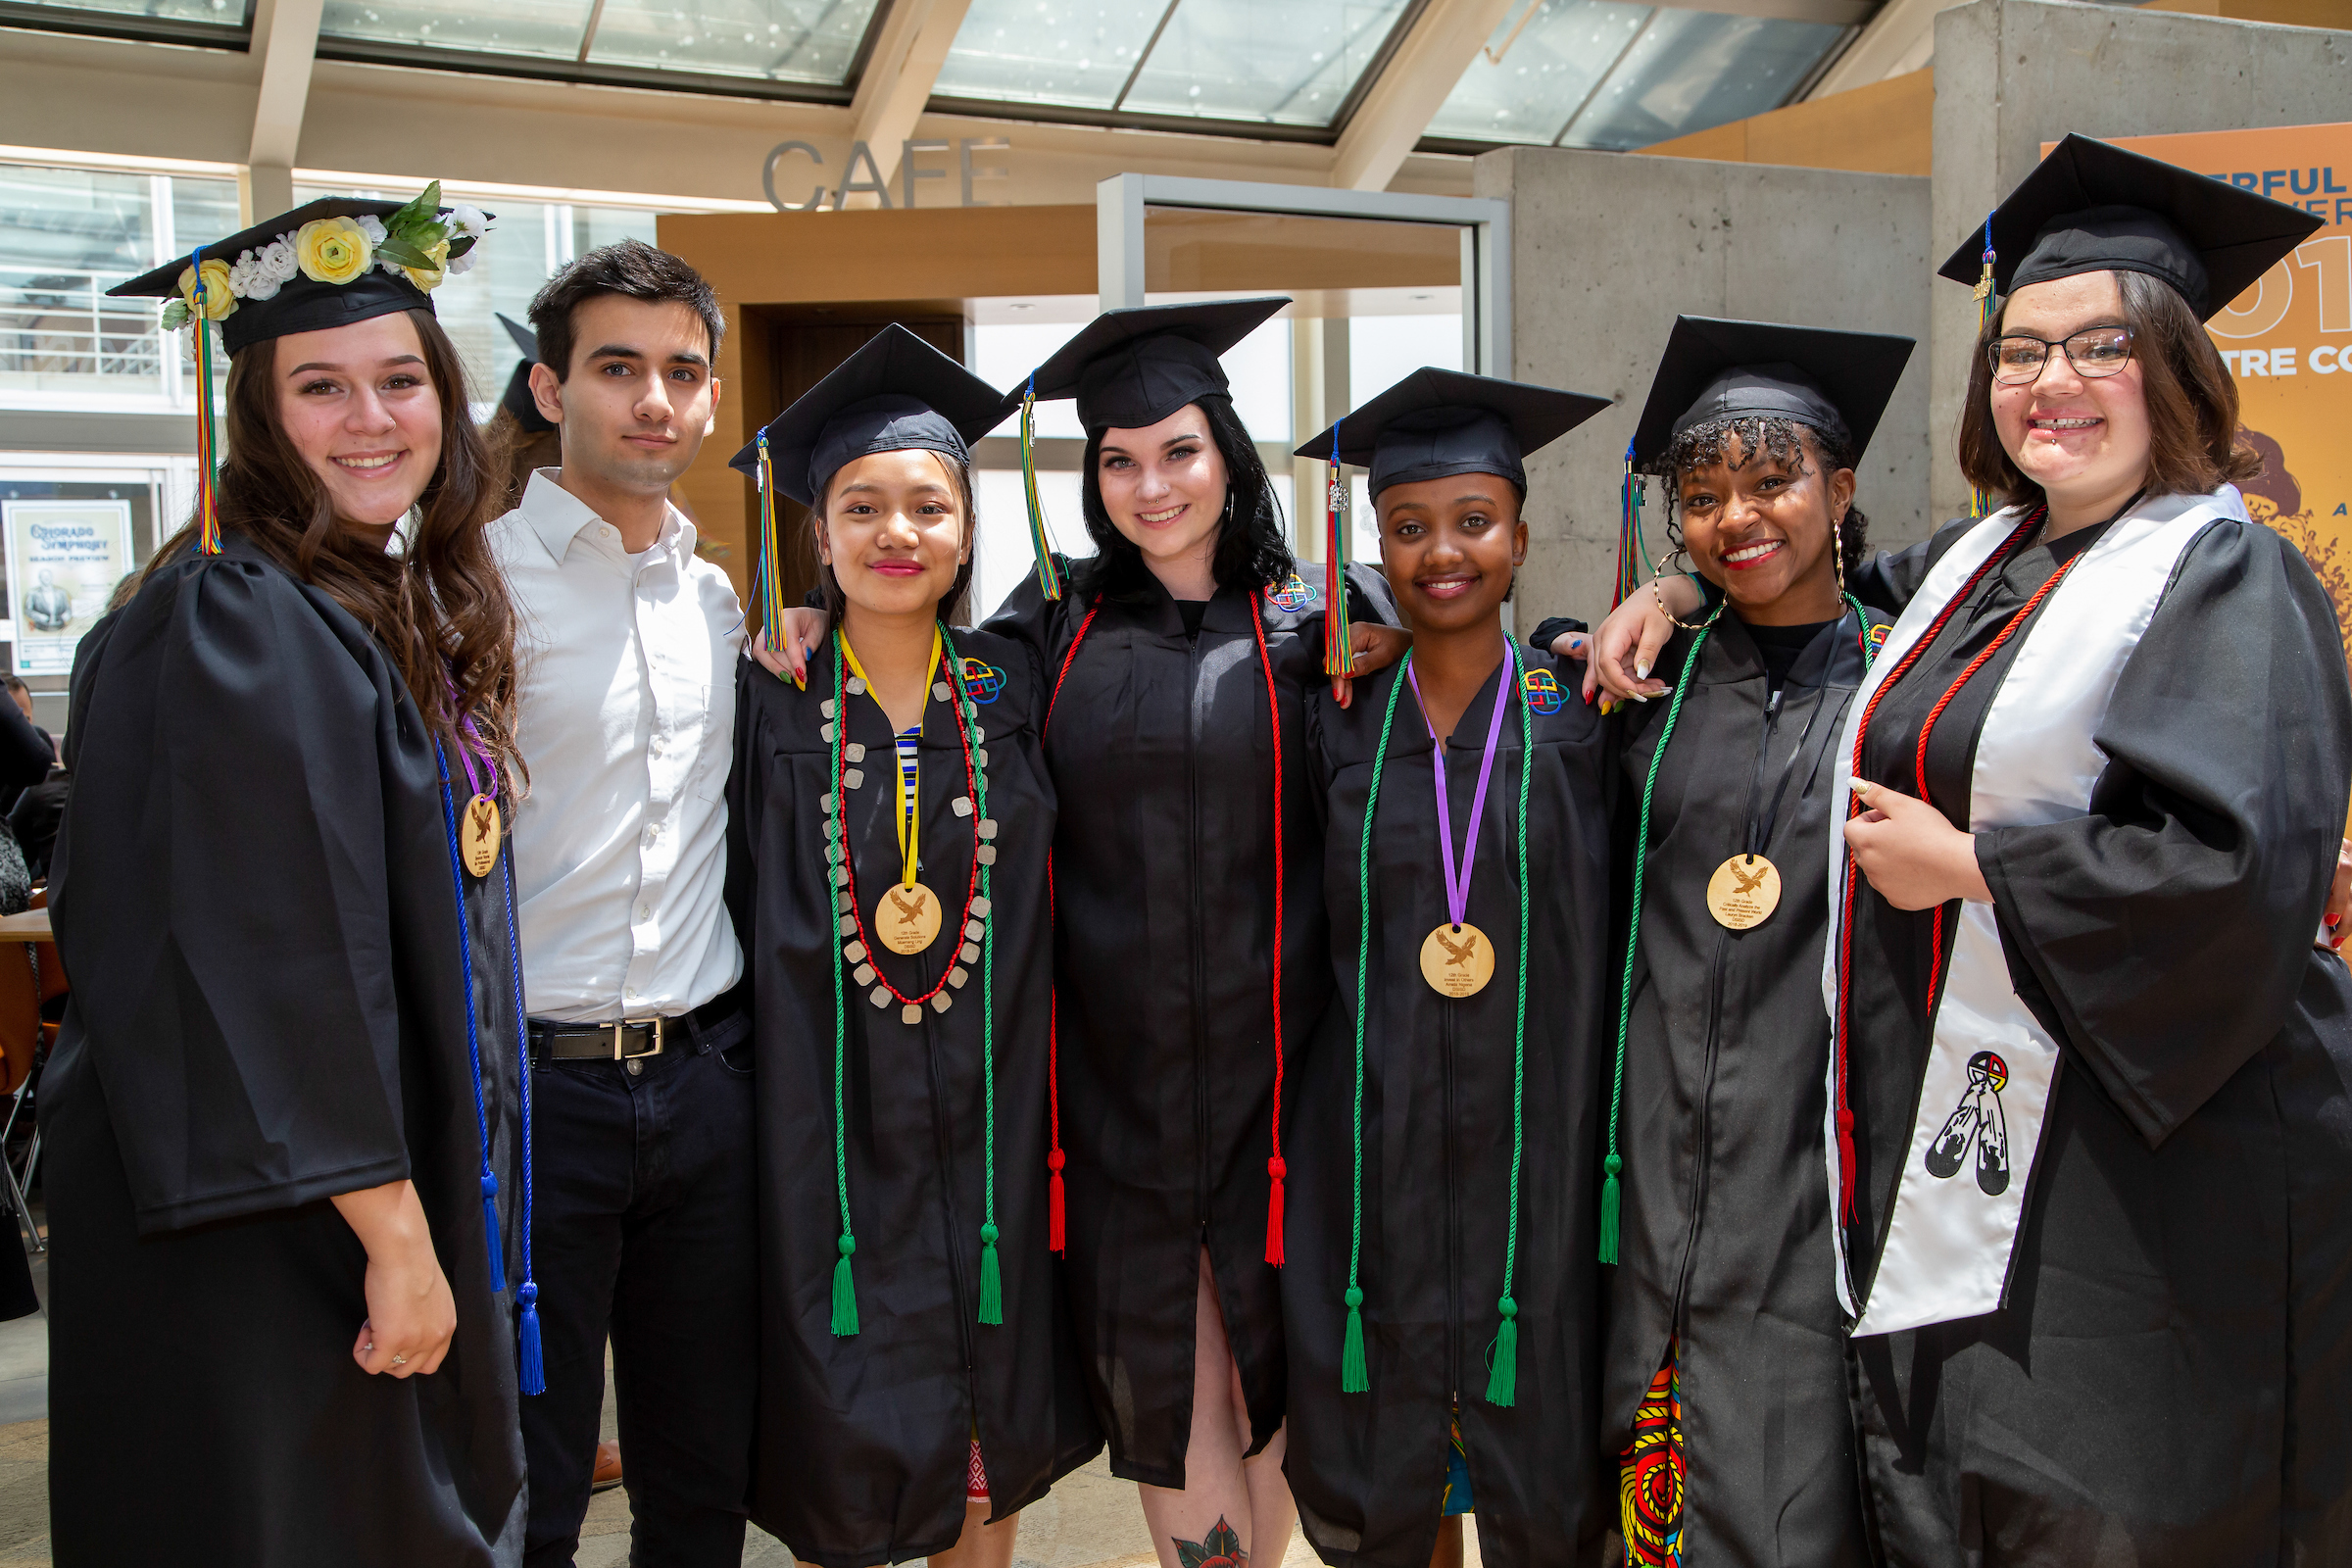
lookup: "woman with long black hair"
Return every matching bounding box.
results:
[55,189,533,1564]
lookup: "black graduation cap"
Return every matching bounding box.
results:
[728,323,1004,506]
[1629,317,1914,472]
[106,193,487,355]
[1293,368,1610,499]
[496,314,556,433]
[1011,297,1290,433]
[1936,132,2321,320]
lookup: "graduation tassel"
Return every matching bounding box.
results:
[1021,376,1064,601]
[755,433,797,687]
[1264,1160,1286,1267]
[1322,422,1356,676]
[480,1173,506,1295]
[1970,213,1996,520]
[1048,1148,1066,1253]
[978,1224,1004,1325]
[832,1234,861,1337]
[1486,1298,1519,1407]
[516,1280,546,1395]
[1598,1154,1624,1265]
[1612,440,1644,609]
[1342,1286,1369,1394]
[188,251,222,557]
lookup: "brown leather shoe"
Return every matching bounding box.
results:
[591,1440,623,1493]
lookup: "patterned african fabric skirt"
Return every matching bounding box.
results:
[1443,1411,1474,1517]
[967,1437,989,1500]
[1618,1345,1684,1565]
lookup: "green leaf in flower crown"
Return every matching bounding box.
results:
[374,233,437,270]
[386,180,443,231]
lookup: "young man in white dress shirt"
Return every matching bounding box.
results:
[493,240,755,1567]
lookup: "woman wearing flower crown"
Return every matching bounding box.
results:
[50,188,533,1564]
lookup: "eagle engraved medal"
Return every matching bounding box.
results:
[461,793,500,878]
[1407,662,1513,999]
[877,881,943,955]
[1706,853,1781,929]
[1420,922,1494,998]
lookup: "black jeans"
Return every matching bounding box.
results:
[520,1018,760,1568]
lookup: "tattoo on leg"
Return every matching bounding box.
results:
[1173,1516,1247,1568]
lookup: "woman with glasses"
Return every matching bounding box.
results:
[1588,135,2352,1564]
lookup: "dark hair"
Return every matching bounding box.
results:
[1075,394,1295,597]
[0,677,24,697]
[527,239,724,382]
[808,448,979,628]
[1958,269,2259,510]
[482,406,564,513]
[1658,416,1870,579]
[158,308,522,780]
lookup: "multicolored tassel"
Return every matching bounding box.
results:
[753,432,795,684]
[189,248,222,557]
[1613,438,1645,609]
[1020,375,1064,601]
[1970,213,1996,519]
[1323,421,1356,676]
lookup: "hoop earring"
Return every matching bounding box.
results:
[1647,544,1708,632]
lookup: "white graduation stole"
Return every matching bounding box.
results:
[1821,485,2246,1336]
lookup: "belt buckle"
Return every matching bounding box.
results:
[612,1016,664,1060]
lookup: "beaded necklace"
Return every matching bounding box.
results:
[819,623,1003,1335]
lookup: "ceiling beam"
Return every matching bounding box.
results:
[845,0,975,198]
[1332,0,1519,192]
[246,0,324,216]
[1806,0,1952,96]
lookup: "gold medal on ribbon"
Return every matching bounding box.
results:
[876,881,943,954]
[461,794,500,878]
[1706,854,1781,929]
[1421,922,1494,998]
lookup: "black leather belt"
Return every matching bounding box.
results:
[527,995,749,1064]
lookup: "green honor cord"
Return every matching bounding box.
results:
[821,622,1002,1336]
[1599,593,1872,1264]
[1347,643,1534,1404]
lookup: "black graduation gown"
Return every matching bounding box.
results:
[1284,651,1614,1568]
[1840,513,2352,1566]
[981,559,1389,1484]
[45,539,528,1566]
[1599,609,1882,1568]
[726,628,1099,1566]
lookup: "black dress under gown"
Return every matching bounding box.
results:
[1283,649,1614,1568]
[1580,606,1886,1567]
[980,558,1391,1486]
[724,627,1100,1566]
[46,538,528,1565]
[1838,506,2352,1565]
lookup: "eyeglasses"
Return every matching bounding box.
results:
[1985,325,2134,385]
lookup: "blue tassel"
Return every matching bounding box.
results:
[517,1280,545,1396]
[480,1172,506,1294]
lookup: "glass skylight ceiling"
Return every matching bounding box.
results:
[935,0,1412,127]
[7,0,248,27]
[1429,0,1847,150]
[317,0,886,85]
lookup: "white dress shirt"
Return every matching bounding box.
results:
[491,469,744,1023]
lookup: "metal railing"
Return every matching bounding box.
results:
[0,267,172,395]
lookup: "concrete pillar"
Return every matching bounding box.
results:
[1475,145,1932,625]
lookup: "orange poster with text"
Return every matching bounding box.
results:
[2054,126,2352,660]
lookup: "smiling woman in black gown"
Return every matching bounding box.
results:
[52,190,533,1564]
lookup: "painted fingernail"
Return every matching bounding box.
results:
[1848,777,1870,794]
[1636,661,1652,680]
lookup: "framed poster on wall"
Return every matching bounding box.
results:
[3,497,132,676]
